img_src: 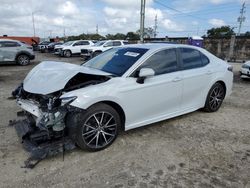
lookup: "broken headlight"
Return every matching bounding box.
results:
[60,96,77,106]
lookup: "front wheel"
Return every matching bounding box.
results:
[16,54,30,65]
[203,82,225,112]
[64,50,72,57]
[70,103,121,151]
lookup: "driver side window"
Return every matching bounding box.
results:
[73,42,81,46]
[138,48,178,76]
[104,42,113,47]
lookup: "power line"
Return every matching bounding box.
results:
[154,0,207,21]
[154,0,249,21]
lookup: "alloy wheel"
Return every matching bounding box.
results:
[82,112,117,149]
[18,55,29,65]
[209,85,224,111]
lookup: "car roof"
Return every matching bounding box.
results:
[123,43,204,51]
[0,38,20,42]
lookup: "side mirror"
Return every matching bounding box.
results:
[136,68,155,84]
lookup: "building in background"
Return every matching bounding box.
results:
[0,35,40,46]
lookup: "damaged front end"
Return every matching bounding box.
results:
[10,62,112,168]
[10,88,79,168]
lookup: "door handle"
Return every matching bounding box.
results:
[172,77,182,82]
[206,70,212,75]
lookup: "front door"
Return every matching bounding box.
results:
[119,48,183,129]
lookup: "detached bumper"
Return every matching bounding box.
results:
[11,118,76,168]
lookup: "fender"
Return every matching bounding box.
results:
[15,51,33,60]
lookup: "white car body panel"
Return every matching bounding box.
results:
[240,61,250,78]
[23,61,111,95]
[80,40,126,56]
[63,40,94,54]
[22,44,233,131]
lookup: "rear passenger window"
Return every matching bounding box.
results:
[2,41,21,47]
[200,52,209,66]
[180,48,209,69]
[139,48,178,75]
[81,41,90,45]
[113,41,122,46]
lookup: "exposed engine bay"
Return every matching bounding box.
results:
[10,69,111,168]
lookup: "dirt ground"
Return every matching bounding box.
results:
[0,52,250,188]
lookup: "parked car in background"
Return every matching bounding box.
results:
[38,41,51,53]
[12,44,233,154]
[54,40,94,57]
[0,39,35,65]
[47,42,63,52]
[81,40,128,59]
[240,61,250,79]
[54,42,67,55]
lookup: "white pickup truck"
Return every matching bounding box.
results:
[80,40,128,58]
[54,40,94,57]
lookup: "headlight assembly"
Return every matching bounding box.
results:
[242,64,250,69]
[60,96,77,106]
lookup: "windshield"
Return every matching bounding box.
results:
[83,47,148,76]
[64,41,74,46]
[94,41,106,46]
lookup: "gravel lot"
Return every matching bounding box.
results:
[0,52,250,188]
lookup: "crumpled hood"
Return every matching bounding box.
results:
[23,61,111,95]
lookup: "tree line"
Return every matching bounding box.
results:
[65,26,250,41]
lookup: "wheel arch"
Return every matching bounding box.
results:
[216,80,226,95]
[63,48,72,52]
[15,51,31,61]
[89,100,126,131]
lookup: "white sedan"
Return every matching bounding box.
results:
[13,44,233,152]
[240,61,250,79]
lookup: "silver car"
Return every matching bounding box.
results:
[0,39,35,65]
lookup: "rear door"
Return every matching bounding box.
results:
[0,41,20,61]
[178,47,212,110]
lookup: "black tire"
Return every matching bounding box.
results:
[16,54,30,66]
[203,82,225,112]
[64,50,72,57]
[92,51,102,58]
[68,103,121,151]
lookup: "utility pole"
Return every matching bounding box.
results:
[154,14,158,38]
[237,1,246,36]
[48,30,52,38]
[96,24,98,34]
[140,0,146,43]
[32,12,36,37]
[63,27,66,39]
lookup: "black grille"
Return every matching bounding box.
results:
[81,49,89,54]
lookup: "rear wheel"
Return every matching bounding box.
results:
[203,82,225,112]
[16,54,30,65]
[70,103,120,151]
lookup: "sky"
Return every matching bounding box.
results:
[0,0,250,38]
